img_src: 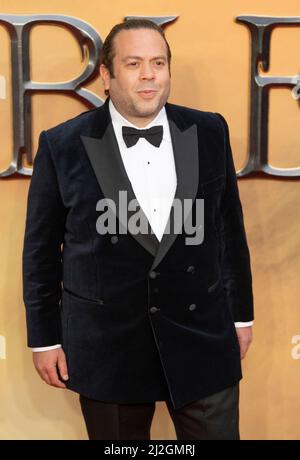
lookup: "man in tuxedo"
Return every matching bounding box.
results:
[22,19,254,440]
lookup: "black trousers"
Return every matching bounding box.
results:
[79,384,240,440]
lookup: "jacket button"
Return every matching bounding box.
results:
[187,265,195,273]
[149,271,157,279]
[188,303,197,311]
[150,306,160,313]
[110,236,118,244]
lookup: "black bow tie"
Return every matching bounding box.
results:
[122,125,163,148]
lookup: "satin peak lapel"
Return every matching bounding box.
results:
[81,122,159,257]
[150,120,199,270]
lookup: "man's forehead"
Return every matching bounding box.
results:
[114,36,167,60]
[114,29,166,48]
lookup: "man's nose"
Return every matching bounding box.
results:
[139,62,155,79]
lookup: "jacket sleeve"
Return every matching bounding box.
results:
[215,113,254,323]
[22,130,66,347]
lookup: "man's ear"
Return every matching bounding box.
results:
[100,64,110,93]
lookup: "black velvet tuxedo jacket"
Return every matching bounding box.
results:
[22,96,254,409]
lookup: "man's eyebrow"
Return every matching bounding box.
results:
[122,55,167,62]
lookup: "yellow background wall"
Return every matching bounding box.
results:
[0,0,299,440]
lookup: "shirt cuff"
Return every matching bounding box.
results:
[32,344,62,352]
[234,321,254,328]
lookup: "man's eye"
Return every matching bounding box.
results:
[128,62,137,66]
[156,61,164,66]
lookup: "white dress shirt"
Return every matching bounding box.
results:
[32,100,252,352]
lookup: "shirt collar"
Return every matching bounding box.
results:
[109,97,171,143]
